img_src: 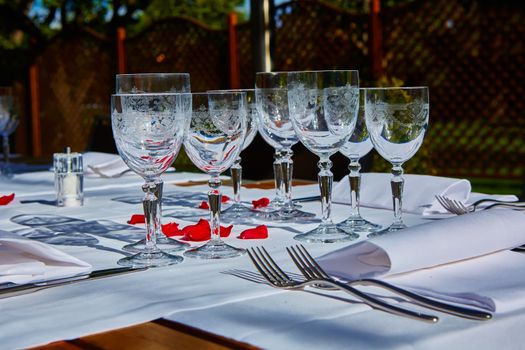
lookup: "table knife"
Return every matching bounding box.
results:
[0,267,147,299]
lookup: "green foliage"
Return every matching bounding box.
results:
[135,0,245,32]
[0,0,245,48]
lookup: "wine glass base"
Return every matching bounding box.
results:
[367,222,407,238]
[123,236,189,253]
[257,207,316,222]
[255,197,302,213]
[221,203,259,223]
[0,169,14,179]
[336,217,382,235]
[294,224,359,243]
[117,250,183,268]
[184,240,246,259]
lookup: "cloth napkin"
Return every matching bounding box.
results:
[332,173,517,215]
[318,209,525,311]
[83,152,128,178]
[0,230,92,284]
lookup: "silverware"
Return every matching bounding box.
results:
[87,165,131,179]
[287,245,492,321]
[435,195,523,215]
[247,247,439,323]
[0,267,147,299]
[293,195,320,203]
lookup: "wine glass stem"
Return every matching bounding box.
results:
[273,149,285,202]
[153,178,164,238]
[208,175,222,241]
[230,157,242,204]
[281,148,294,211]
[318,158,333,224]
[391,164,404,226]
[2,135,10,167]
[142,182,159,251]
[348,158,362,218]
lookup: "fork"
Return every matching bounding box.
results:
[435,195,525,215]
[287,245,492,321]
[247,247,439,323]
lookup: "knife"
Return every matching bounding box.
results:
[0,267,148,299]
[293,195,321,203]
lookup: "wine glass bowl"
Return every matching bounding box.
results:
[116,73,190,93]
[288,70,360,243]
[365,86,429,237]
[183,91,247,259]
[111,93,189,267]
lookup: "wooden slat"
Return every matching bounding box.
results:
[228,12,241,89]
[29,63,42,157]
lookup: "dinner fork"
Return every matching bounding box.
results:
[247,247,439,323]
[435,195,525,215]
[287,245,492,321]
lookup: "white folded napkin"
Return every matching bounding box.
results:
[318,209,525,311]
[332,173,517,215]
[0,230,92,284]
[83,152,128,178]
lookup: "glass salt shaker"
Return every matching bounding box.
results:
[54,147,84,207]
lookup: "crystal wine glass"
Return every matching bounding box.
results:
[336,88,382,235]
[183,91,247,259]
[288,70,360,243]
[111,92,190,267]
[365,86,429,237]
[0,87,20,179]
[215,89,259,223]
[116,73,191,253]
[255,72,314,220]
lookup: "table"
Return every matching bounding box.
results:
[2,170,525,350]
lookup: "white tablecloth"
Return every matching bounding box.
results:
[1,171,525,350]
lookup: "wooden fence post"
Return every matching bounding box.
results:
[370,0,383,79]
[228,13,241,89]
[117,27,127,74]
[29,63,42,157]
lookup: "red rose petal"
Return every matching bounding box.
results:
[161,222,181,237]
[182,219,211,241]
[127,214,145,225]
[238,225,268,239]
[0,193,15,206]
[198,201,209,210]
[180,219,234,241]
[219,224,233,237]
[252,197,270,209]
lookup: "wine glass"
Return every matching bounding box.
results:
[365,86,429,237]
[255,72,314,220]
[288,70,360,243]
[214,89,259,223]
[183,91,247,259]
[0,87,20,179]
[111,92,190,267]
[116,73,191,253]
[116,73,191,94]
[336,88,382,235]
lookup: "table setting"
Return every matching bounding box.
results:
[1,71,525,349]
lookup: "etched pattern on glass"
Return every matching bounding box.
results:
[366,99,429,164]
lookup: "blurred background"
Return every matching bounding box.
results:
[0,0,524,195]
